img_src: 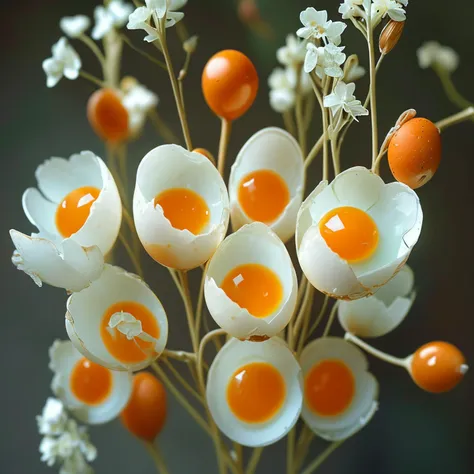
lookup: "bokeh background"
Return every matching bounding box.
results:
[1,0,473,473]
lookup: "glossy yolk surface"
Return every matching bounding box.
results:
[70,357,112,405]
[101,301,160,364]
[319,206,379,263]
[154,188,210,235]
[227,362,286,423]
[220,263,283,318]
[56,186,101,238]
[305,360,355,416]
[238,169,290,224]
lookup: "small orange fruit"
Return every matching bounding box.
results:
[87,88,129,143]
[410,341,467,393]
[388,117,441,189]
[120,372,167,441]
[193,147,216,165]
[202,50,259,121]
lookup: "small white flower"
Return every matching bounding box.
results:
[324,81,369,119]
[339,0,365,20]
[277,34,306,67]
[37,398,68,436]
[304,43,346,78]
[417,41,459,74]
[344,62,366,82]
[297,8,346,46]
[371,0,406,23]
[122,82,159,135]
[60,15,91,38]
[42,38,81,88]
[92,1,134,40]
[268,68,296,113]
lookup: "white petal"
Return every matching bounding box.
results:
[60,15,91,38]
[127,7,152,29]
[304,49,318,73]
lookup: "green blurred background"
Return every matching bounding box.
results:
[1,0,473,473]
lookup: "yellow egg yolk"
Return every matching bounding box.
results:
[305,360,355,416]
[227,362,286,423]
[220,263,283,318]
[56,186,101,238]
[319,206,379,263]
[154,188,210,235]
[70,357,112,405]
[238,169,290,224]
[100,301,160,364]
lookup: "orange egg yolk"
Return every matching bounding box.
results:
[227,362,286,423]
[70,357,112,405]
[305,360,355,416]
[238,170,290,224]
[154,188,210,235]
[56,186,101,238]
[220,263,283,318]
[100,301,160,364]
[319,206,379,263]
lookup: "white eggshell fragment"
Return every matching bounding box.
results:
[206,337,303,447]
[300,337,378,441]
[133,145,229,270]
[229,127,304,242]
[66,265,168,372]
[338,265,415,338]
[204,222,298,340]
[296,167,423,300]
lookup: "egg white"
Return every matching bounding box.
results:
[229,127,304,243]
[133,144,229,270]
[49,340,132,425]
[204,222,298,340]
[300,337,378,441]
[206,337,303,447]
[66,264,168,372]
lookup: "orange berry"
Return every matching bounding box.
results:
[87,88,129,143]
[120,372,167,441]
[193,147,216,165]
[410,341,467,393]
[202,50,259,121]
[388,117,441,189]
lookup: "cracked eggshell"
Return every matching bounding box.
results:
[133,145,230,270]
[338,265,415,338]
[228,127,304,243]
[206,337,303,447]
[296,167,422,300]
[204,222,298,340]
[66,265,168,372]
[300,337,379,441]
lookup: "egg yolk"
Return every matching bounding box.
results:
[70,357,112,405]
[319,206,379,263]
[154,188,210,235]
[227,362,286,423]
[305,360,355,416]
[100,301,160,364]
[220,263,283,318]
[56,186,101,238]
[238,170,290,224]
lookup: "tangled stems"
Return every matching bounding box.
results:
[367,15,379,167]
[300,440,344,474]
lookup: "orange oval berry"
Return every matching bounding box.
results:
[202,50,259,121]
[410,341,467,393]
[193,147,216,165]
[388,117,441,189]
[87,88,129,143]
[120,372,167,441]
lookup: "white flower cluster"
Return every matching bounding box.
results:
[417,41,459,74]
[37,398,97,474]
[338,0,408,24]
[127,0,188,42]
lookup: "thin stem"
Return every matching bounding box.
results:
[121,34,167,70]
[286,426,296,474]
[435,68,473,110]
[436,106,474,131]
[118,232,143,277]
[79,34,106,69]
[180,271,199,353]
[294,425,314,472]
[283,110,297,138]
[306,295,329,341]
[162,348,196,362]
[162,358,204,405]
[79,70,105,87]
[344,332,409,368]
[304,134,325,170]
[367,16,379,167]
[195,263,209,338]
[144,442,170,474]
[196,329,226,392]
[330,131,341,176]
[295,68,307,156]
[233,442,244,474]
[218,118,232,176]
[149,109,181,144]
[246,447,263,474]
[300,440,344,474]
[292,284,314,349]
[322,302,339,338]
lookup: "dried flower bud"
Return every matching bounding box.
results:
[183,35,198,54]
[379,20,405,55]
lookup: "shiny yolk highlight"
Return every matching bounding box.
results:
[56,186,101,238]
[70,357,112,405]
[305,360,355,416]
[319,206,379,263]
[238,170,290,224]
[101,301,160,364]
[154,188,210,235]
[220,263,283,318]
[227,362,286,423]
